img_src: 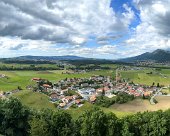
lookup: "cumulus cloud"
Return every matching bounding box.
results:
[125,0,170,56]
[0,0,134,46]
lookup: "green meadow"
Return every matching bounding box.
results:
[13,90,131,119]
[0,69,115,91]
[2,65,170,119]
[121,69,170,86]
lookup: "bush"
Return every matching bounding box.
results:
[116,92,134,104]
[71,104,78,108]
[95,96,116,108]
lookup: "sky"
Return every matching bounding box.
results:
[0,0,170,59]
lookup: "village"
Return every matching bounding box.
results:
[29,71,161,109]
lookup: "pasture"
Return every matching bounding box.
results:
[13,90,56,110]
[13,90,131,119]
[121,69,170,86]
[111,96,170,113]
[0,69,114,91]
[13,90,170,119]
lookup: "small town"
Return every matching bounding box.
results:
[0,68,166,110]
[27,72,162,109]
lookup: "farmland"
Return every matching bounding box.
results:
[0,69,115,91]
[1,64,170,119]
[12,90,132,119]
[121,69,170,86]
[111,96,170,113]
[12,90,170,119]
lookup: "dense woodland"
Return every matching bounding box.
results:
[0,98,170,136]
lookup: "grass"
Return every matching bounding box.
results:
[13,90,131,119]
[111,97,170,113]
[121,69,170,86]
[12,90,170,119]
[13,90,56,110]
[0,69,114,91]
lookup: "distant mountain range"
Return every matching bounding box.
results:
[1,49,170,63]
[119,49,170,63]
[5,55,87,61]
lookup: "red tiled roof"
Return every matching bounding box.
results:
[75,99,81,104]
[43,84,51,88]
[32,78,41,81]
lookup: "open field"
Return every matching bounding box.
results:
[13,90,131,119]
[13,90,170,119]
[0,69,114,91]
[13,90,56,110]
[121,69,170,86]
[111,96,170,113]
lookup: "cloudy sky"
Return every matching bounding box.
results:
[0,0,170,59]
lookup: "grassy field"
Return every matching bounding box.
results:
[0,62,59,69]
[121,69,170,86]
[13,90,131,119]
[111,96,170,113]
[13,90,56,110]
[0,69,114,91]
[12,90,170,119]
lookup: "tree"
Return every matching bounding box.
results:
[0,98,30,136]
[50,111,73,136]
[152,82,155,86]
[77,107,108,136]
[17,86,22,90]
[106,113,120,136]
[29,117,50,136]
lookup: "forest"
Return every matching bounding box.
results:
[0,98,169,136]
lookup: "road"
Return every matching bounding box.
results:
[64,100,75,110]
[150,88,162,105]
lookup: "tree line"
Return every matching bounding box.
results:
[0,98,170,136]
[0,65,64,71]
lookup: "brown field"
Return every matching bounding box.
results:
[111,96,170,113]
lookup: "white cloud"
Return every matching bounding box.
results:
[125,0,170,56]
[0,0,134,45]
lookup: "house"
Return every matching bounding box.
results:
[62,96,73,103]
[75,99,81,105]
[60,89,68,95]
[32,78,41,82]
[81,83,89,87]
[73,95,78,100]
[59,102,66,108]
[43,84,52,88]
[144,91,151,97]
[90,95,96,103]
[50,93,59,102]
[96,88,103,95]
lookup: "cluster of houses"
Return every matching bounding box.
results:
[32,75,115,108]
[31,74,161,109]
[118,66,145,71]
[113,83,157,97]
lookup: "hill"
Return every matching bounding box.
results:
[119,49,170,63]
[12,55,86,61]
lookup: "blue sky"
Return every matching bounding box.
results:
[0,0,170,59]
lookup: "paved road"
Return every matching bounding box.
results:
[150,88,162,105]
[64,100,75,110]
